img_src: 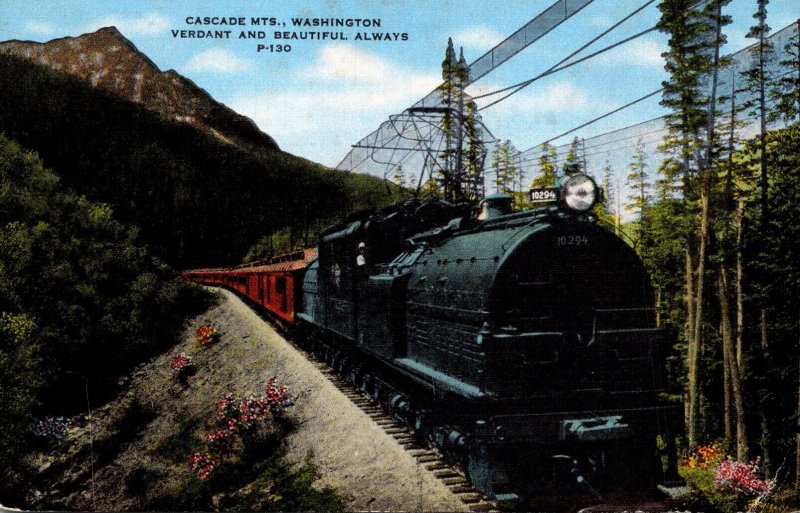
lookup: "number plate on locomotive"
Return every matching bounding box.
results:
[555,235,590,246]
[528,187,558,203]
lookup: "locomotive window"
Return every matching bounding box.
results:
[276,276,286,294]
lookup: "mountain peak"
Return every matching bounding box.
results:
[0,28,278,150]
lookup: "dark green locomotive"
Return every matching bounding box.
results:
[298,173,680,505]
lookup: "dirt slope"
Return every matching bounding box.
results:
[23,288,467,511]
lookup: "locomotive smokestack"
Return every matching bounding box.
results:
[477,192,513,220]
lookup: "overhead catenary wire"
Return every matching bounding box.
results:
[476,0,660,111]
[522,57,800,166]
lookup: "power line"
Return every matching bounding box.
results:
[476,0,660,111]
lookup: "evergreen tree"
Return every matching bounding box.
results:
[392,165,406,189]
[740,0,774,226]
[601,161,616,216]
[770,20,800,124]
[564,136,585,173]
[463,99,487,200]
[530,142,558,188]
[626,138,652,219]
[490,140,519,194]
[437,39,475,201]
[657,0,732,449]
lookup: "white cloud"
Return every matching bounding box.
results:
[184,48,251,74]
[304,43,394,83]
[593,37,666,67]
[80,13,170,37]
[620,39,666,66]
[229,43,441,166]
[452,26,505,51]
[472,80,595,115]
[24,21,54,36]
[520,81,592,111]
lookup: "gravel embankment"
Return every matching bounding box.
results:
[213,288,468,511]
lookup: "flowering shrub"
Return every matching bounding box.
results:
[680,443,773,513]
[170,353,194,373]
[195,325,218,348]
[188,451,220,479]
[31,416,69,440]
[683,442,723,470]
[715,459,773,495]
[186,378,292,479]
[265,377,290,407]
[212,379,291,436]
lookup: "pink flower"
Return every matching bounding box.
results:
[715,459,773,495]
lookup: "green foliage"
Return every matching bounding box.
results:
[626,138,652,218]
[0,54,396,268]
[737,123,800,470]
[0,312,42,471]
[564,137,585,173]
[490,140,521,195]
[657,0,731,190]
[153,452,343,513]
[0,134,209,488]
[436,40,486,202]
[530,142,558,189]
[769,24,800,123]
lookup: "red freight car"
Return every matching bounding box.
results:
[182,248,317,325]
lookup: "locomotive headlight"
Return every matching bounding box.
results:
[561,174,598,212]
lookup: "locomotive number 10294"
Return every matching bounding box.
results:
[555,235,590,246]
[528,187,558,202]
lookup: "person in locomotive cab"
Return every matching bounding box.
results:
[356,242,367,267]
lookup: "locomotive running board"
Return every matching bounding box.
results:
[393,358,486,399]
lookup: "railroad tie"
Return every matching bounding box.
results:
[442,476,468,486]
[457,493,482,504]
[469,501,499,512]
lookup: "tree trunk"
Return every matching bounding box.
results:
[760,308,772,472]
[722,320,733,453]
[719,268,748,461]
[735,199,745,371]
[686,250,698,447]
[758,10,768,228]
[796,344,800,491]
[694,188,709,356]
[688,186,710,446]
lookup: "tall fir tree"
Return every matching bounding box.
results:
[657,0,732,448]
[769,20,800,124]
[626,138,652,219]
[740,0,774,226]
[490,140,519,194]
[564,136,585,173]
[530,142,558,188]
[437,39,475,201]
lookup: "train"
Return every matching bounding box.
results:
[182,170,682,508]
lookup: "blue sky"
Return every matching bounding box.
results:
[1,0,797,173]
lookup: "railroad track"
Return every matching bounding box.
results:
[306,358,499,512]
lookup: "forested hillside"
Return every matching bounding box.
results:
[602,2,800,509]
[0,134,213,496]
[0,53,401,268]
